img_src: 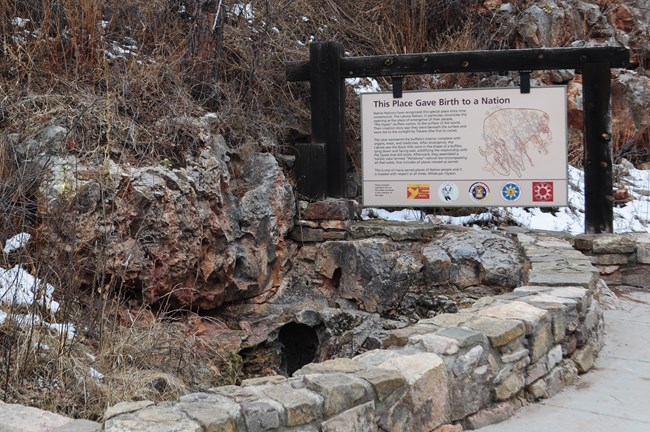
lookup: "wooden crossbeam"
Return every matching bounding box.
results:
[287,46,629,82]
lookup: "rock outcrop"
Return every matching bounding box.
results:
[482,0,650,162]
[23,117,295,309]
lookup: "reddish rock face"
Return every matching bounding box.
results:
[484,1,649,165]
[35,127,295,310]
[564,71,649,165]
[301,199,360,221]
[610,4,636,33]
[611,71,650,161]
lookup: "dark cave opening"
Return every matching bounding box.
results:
[279,322,319,376]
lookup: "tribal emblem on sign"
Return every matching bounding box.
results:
[501,183,521,202]
[532,182,554,202]
[469,182,490,202]
[407,184,430,200]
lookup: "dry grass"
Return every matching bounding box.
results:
[0,297,243,420]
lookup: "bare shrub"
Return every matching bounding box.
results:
[0,292,242,420]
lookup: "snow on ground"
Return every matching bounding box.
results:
[2,232,31,254]
[363,163,650,234]
[0,264,59,313]
[0,256,71,338]
[346,78,382,95]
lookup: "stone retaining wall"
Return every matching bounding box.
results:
[574,233,650,289]
[103,228,621,432]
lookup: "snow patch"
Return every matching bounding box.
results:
[346,78,382,95]
[12,17,30,28]
[233,3,254,20]
[3,232,31,254]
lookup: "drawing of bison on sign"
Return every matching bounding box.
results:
[479,108,552,177]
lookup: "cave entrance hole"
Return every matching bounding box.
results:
[279,322,319,376]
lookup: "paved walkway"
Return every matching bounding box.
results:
[476,286,650,432]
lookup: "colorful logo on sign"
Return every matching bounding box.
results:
[438,182,459,203]
[501,183,521,202]
[469,182,490,202]
[532,182,554,202]
[407,184,430,200]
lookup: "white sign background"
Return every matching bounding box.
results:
[361,87,568,207]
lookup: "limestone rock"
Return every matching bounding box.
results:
[239,397,284,430]
[635,234,650,264]
[354,368,407,402]
[104,404,203,432]
[589,253,630,266]
[177,403,238,431]
[408,333,460,356]
[259,383,324,427]
[428,231,523,289]
[383,324,439,348]
[525,361,548,386]
[572,344,595,373]
[546,344,564,371]
[619,265,650,288]
[353,349,405,368]
[290,227,325,242]
[449,363,492,420]
[527,379,548,400]
[369,352,451,432]
[464,316,525,347]
[495,373,525,401]
[321,402,377,432]
[294,358,366,376]
[0,403,101,432]
[452,345,485,378]
[104,401,156,421]
[301,199,359,221]
[422,244,453,285]
[546,359,579,398]
[433,425,463,432]
[304,373,373,418]
[209,386,286,431]
[464,401,517,430]
[241,375,287,387]
[591,234,637,254]
[594,279,621,311]
[435,327,488,348]
[348,220,439,241]
[422,313,474,328]
[476,301,549,334]
[178,392,244,430]
[501,349,528,364]
[316,239,425,314]
[527,269,598,290]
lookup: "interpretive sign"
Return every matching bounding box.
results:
[361,87,568,207]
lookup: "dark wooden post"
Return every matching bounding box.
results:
[582,62,613,234]
[295,143,327,200]
[309,41,347,198]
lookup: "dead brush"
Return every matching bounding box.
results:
[0,289,243,420]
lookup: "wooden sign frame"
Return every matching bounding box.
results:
[286,42,630,234]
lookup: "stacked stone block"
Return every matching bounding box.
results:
[290,200,360,242]
[574,233,650,289]
[104,232,606,431]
